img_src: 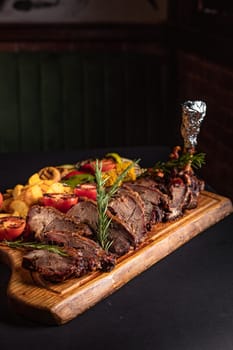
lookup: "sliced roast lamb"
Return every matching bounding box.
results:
[40,230,115,272]
[164,177,187,221]
[22,232,115,283]
[124,182,167,229]
[182,173,205,210]
[22,249,79,283]
[67,199,144,256]
[26,205,92,240]
[135,176,168,195]
[107,186,146,242]
[160,172,205,221]
[67,200,98,232]
[106,223,131,256]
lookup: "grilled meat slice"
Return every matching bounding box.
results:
[26,205,92,239]
[183,174,205,210]
[67,199,141,256]
[67,200,98,232]
[107,225,131,256]
[22,231,115,283]
[124,183,167,229]
[107,186,146,243]
[164,178,187,221]
[40,230,115,272]
[135,176,168,194]
[163,173,205,221]
[22,249,78,283]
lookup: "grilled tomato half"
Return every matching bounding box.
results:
[40,193,78,213]
[0,216,26,241]
[74,184,97,201]
[0,192,3,209]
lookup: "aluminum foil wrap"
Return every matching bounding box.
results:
[181,100,206,151]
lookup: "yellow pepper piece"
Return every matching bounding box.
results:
[105,152,122,164]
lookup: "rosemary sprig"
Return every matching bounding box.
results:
[95,159,139,251]
[95,160,112,251]
[153,152,205,174]
[189,152,206,169]
[2,240,69,257]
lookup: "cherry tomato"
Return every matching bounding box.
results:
[0,216,26,241]
[62,170,87,180]
[100,159,117,172]
[74,184,97,201]
[0,192,3,209]
[80,159,116,174]
[40,193,78,213]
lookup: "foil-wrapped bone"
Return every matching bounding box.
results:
[181,100,206,152]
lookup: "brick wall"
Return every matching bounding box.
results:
[175,51,233,200]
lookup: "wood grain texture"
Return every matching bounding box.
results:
[0,191,232,325]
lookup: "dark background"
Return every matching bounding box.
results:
[0,0,232,200]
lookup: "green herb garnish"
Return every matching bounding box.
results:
[95,160,112,252]
[95,159,139,251]
[153,152,205,174]
[2,240,69,257]
[61,173,95,188]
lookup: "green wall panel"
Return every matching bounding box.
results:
[104,54,127,147]
[0,51,169,152]
[0,53,20,151]
[124,54,147,146]
[18,53,42,151]
[60,53,84,150]
[145,55,165,145]
[82,54,106,148]
[40,53,63,151]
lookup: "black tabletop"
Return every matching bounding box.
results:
[0,146,233,350]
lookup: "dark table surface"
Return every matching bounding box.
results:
[0,146,233,350]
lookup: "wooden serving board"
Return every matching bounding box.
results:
[0,191,232,325]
